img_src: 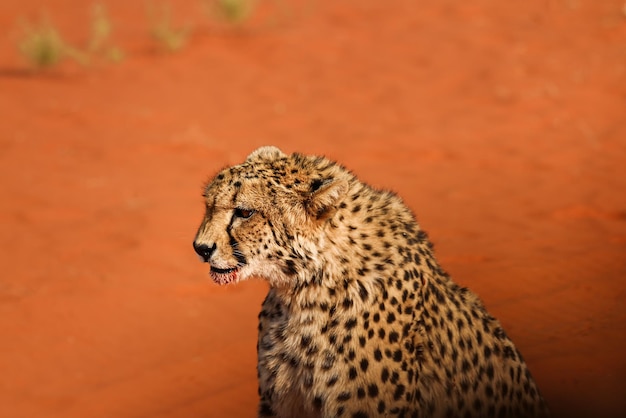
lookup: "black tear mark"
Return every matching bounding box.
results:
[311,178,330,192]
[226,204,247,266]
[230,235,247,265]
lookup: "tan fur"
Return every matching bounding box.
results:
[194,147,550,418]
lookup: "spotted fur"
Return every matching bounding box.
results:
[193,146,550,418]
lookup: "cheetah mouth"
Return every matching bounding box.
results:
[209,266,239,285]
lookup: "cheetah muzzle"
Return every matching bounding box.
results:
[193,146,550,418]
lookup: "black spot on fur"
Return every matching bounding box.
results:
[337,391,351,402]
[378,401,386,413]
[345,318,357,330]
[313,396,323,410]
[357,281,369,301]
[360,358,369,372]
[393,384,406,400]
[282,259,298,276]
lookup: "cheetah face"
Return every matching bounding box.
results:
[193,146,350,288]
[192,203,263,285]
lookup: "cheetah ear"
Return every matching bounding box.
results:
[305,176,349,220]
[246,146,286,163]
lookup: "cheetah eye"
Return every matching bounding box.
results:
[234,208,255,219]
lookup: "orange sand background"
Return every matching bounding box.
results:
[1,1,625,417]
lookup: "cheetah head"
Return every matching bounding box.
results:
[193,146,352,288]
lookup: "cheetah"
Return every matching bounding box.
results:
[193,146,550,418]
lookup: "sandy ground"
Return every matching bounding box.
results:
[1,0,625,417]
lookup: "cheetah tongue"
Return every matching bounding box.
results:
[209,267,239,285]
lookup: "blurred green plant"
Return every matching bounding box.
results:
[204,0,257,26]
[148,2,191,52]
[17,16,87,69]
[88,3,124,61]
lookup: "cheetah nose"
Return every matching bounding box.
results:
[193,242,216,263]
